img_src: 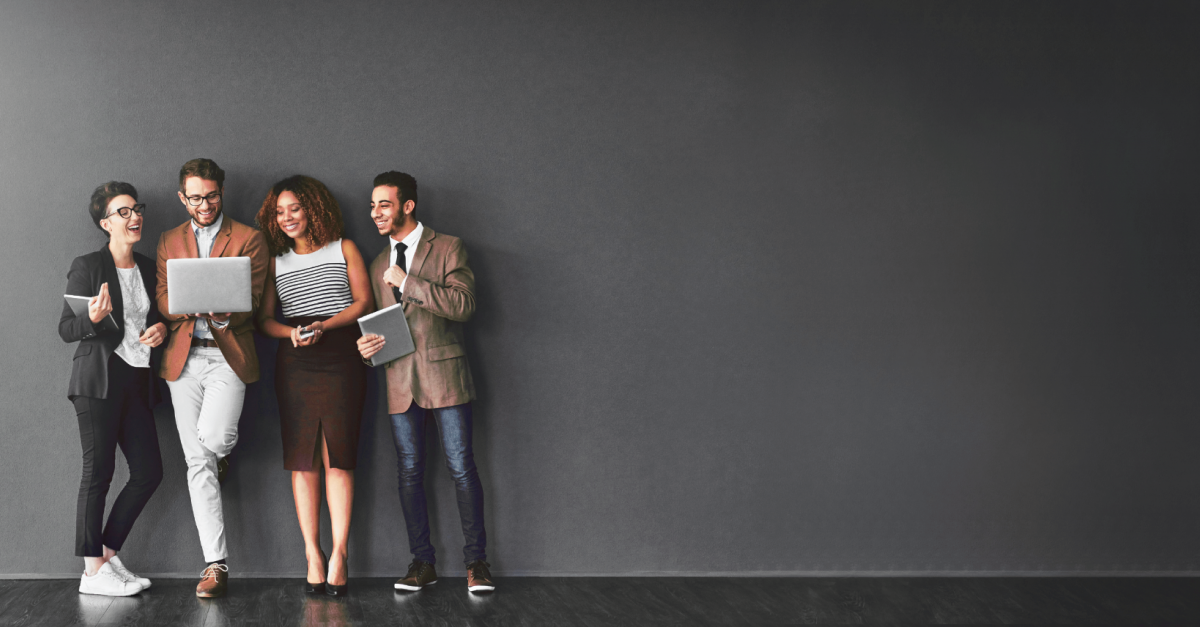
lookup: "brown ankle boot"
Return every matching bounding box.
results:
[467,560,495,593]
[393,559,437,591]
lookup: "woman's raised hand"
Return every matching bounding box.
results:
[88,282,113,324]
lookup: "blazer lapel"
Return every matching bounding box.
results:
[100,246,124,335]
[208,216,233,258]
[183,221,200,258]
[409,227,436,280]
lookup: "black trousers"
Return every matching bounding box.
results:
[73,354,163,557]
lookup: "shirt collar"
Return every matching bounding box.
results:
[192,213,223,238]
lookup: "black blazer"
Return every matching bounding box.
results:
[58,246,162,405]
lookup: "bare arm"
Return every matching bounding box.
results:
[317,239,375,331]
[255,257,295,340]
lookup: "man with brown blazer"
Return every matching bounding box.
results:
[155,158,268,598]
[356,171,495,594]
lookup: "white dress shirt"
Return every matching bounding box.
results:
[192,213,226,339]
[389,221,424,294]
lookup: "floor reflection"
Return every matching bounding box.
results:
[301,595,350,626]
[100,595,144,623]
[206,598,226,624]
[466,590,495,606]
[392,589,418,610]
[75,592,112,624]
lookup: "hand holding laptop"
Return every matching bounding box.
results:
[89,283,113,324]
[177,311,232,322]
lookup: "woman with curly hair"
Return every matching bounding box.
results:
[255,175,373,596]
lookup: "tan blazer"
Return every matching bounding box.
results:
[369,226,477,414]
[155,216,269,383]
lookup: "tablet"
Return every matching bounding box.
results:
[356,303,416,366]
[64,294,120,334]
[166,257,253,315]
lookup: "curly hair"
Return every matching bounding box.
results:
[256,175,345,257]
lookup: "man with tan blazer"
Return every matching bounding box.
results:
[357,171,495,594]
[155,158,268,598]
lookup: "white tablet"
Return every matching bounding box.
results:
[166,257,253,315]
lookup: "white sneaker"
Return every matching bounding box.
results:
[79,562,143,596]
[108,556,151,590]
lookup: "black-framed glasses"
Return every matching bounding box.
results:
[184,192,222,206]
[105,204,146,219]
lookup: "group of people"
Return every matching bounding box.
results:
[58,158,494,599]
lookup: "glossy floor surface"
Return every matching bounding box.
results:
[1,577,1198,626]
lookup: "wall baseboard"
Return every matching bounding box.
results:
[4,570,1200,580]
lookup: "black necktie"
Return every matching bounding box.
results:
[393,242,408,303]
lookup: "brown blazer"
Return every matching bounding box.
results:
[155,216,269,383]
[369,226,477,414]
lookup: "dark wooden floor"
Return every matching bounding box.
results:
[1,577,1198,626]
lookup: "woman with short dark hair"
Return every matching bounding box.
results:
[59,182,167,596]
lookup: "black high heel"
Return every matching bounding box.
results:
[326,552,348,597]
[305,551,327,595]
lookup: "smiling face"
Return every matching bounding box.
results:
[178,176,223,227]
[101,194,144,245]
[275,190,308,241]
[370,185,414,238]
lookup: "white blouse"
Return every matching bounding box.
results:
[114,266,150,368]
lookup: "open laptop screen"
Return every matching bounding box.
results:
[166,257,253,315]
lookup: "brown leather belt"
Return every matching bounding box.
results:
[190,337,219,348]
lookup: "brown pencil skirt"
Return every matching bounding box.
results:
[275,316,366,471]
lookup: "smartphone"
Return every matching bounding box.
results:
[298,326,315,339]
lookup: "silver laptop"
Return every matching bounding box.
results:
[166,257,253,315]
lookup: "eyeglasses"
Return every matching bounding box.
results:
[184,192,222,206]
[105,204,146,219]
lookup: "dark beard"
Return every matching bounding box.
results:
[385,214,404,236]
[193,207,221,227]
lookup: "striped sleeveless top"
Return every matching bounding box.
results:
[275,239,354,318]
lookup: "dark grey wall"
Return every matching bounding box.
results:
[2,0,1198,576]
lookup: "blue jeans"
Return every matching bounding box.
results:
[390,402,487,565]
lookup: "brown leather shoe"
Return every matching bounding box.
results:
[196,563,228,598]
[393,559,437,591]
[466,560,495,593]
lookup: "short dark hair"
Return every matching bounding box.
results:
[373,171,417,210]
[89,181,138,234]
[179,158,225,191]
